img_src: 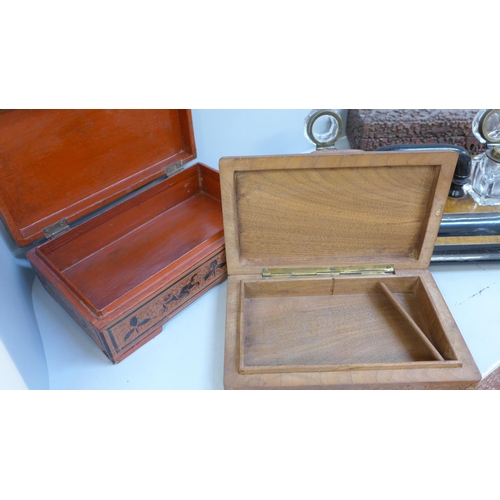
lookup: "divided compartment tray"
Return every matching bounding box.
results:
[239,275,459,374]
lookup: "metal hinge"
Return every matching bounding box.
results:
[43,219,70,239]
[165,161,184,178]
[262,265,395,279]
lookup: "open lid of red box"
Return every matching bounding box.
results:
[219,150,458,275]
[0,109,196,246]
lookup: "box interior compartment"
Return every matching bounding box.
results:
[240,275,459,373]
[36,164,223,316]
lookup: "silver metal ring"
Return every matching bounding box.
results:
[479,109,500,144]
[305,110,343,148]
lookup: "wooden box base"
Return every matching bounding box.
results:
[224,271,480,389]
[28,163,227,363]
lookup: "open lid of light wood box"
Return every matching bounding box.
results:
[220,150,458,275]
[0,110,196,246]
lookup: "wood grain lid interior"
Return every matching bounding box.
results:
[0,109,196,246]
[220,150,457,275]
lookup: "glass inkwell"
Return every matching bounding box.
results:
[466,109,500,206]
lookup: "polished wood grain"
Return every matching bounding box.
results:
[220,151,457,276]
[239,275,454,370]
[378,282,444,361]
[435,235,500,246]
[224,271,480,389]
[221,150,481,389]
[0,110,195,246]
[37,166,223,315]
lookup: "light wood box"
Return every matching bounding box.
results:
[220,150,481,389]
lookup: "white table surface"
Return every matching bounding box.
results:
[31,261,500,390]
[429,261,500,376]
[32,276,228,390]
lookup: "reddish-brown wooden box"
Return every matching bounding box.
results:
[0,110,226,363]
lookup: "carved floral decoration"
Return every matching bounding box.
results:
[107,251,227,350]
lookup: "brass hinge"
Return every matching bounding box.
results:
[165,161,184,178]
[43,219,70,239]
[262,265,395,279]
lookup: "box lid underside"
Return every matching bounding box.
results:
[0,109,196,246]
[220,150,457,274]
